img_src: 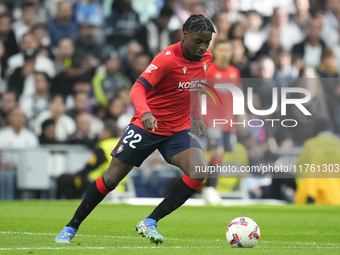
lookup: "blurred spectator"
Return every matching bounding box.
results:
[318,48,339,79]
[291,54,304,73]
[314,8,339,48]
[73,22,103,72]
[31,23,51,57]
[251,57,280,109]
[0,41,6,93]
[294,119,340,205]
[75,0,104,26]
[66,92,89,120]
[292,18,325,69]
[7,32,55,79]
[105,96,125,122]
[12,0,49,24]
[262,7,304,51]
[93,51,132,107]
[231,39,250,77]
[228,21,244,41]
[168,0,197,30]
[91,103,105,134]
[190,2,206,15]
[325,0,339,29]
[222,0,246,24]
[0,91,18,128]
[34,94,76,142]
[120,40,143,76]
[54,37,74,75]
[244,11,264,55]
[105,0,141,49]
[136,6,173,57]
[0,3,7,16]
[65,78,92,110]
[317,48,339,96]
[0,107,38,200]
[51,64,79,98]
[0,14,20,64]
[8,47,37,98]
[19,71,51,124]
[47,1,78,48]
[39,118,58,144]
[280,67,332,146]
[292,0,311,36]
[12,2,36,44]
[210,11,230,50]
[256,26,281,60]
[274,49,299,87]
[126,52,151,84]
[327,82,340,135]
[68,111,98,148]
[57,119,119,199]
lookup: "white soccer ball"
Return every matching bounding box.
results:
[226,217,260,248]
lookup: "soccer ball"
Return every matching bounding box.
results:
[226,217,260,248]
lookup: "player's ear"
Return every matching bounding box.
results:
[183,31,188,39]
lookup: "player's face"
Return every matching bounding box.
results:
[184,31,212,61]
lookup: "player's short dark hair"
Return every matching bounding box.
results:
[182,14,215,34]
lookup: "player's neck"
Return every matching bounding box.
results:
[181,41,194,61]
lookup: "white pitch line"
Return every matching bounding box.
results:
[0,246,222,251]
[1,231,340,248]
[1,246,340,251]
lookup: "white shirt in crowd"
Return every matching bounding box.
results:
[6,53,56,79]
[34,111,76,142]
[303,43,323,69]
[11,20,30,45]
[244,31,265,53]
[0,127,38,168]
[263,22,304,51]
[19,94,50,123]
[0,126,38,148]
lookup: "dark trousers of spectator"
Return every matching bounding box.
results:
[270,178,296,202]
[57,174,91,199]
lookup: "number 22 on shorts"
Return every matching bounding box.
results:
[123,130,142,149]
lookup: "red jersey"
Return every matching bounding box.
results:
[203,62,241,132]
[131,41,213,136]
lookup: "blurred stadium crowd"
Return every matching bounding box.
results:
[0,0,340,202]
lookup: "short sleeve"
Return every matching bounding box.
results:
[136,51,173,90]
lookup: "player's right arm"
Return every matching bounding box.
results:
[130,49,174,131]
[130,83,158,131]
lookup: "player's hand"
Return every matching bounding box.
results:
[142,112,158,131]
[193,118,207,137]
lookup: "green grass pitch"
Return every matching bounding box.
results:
[0,201,339,254]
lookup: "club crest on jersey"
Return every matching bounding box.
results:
[145,64,158,73]
[203,62,208,73]
[117,145,124,153]
[183,67,187,74]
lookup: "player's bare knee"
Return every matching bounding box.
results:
[102,170,119,190]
